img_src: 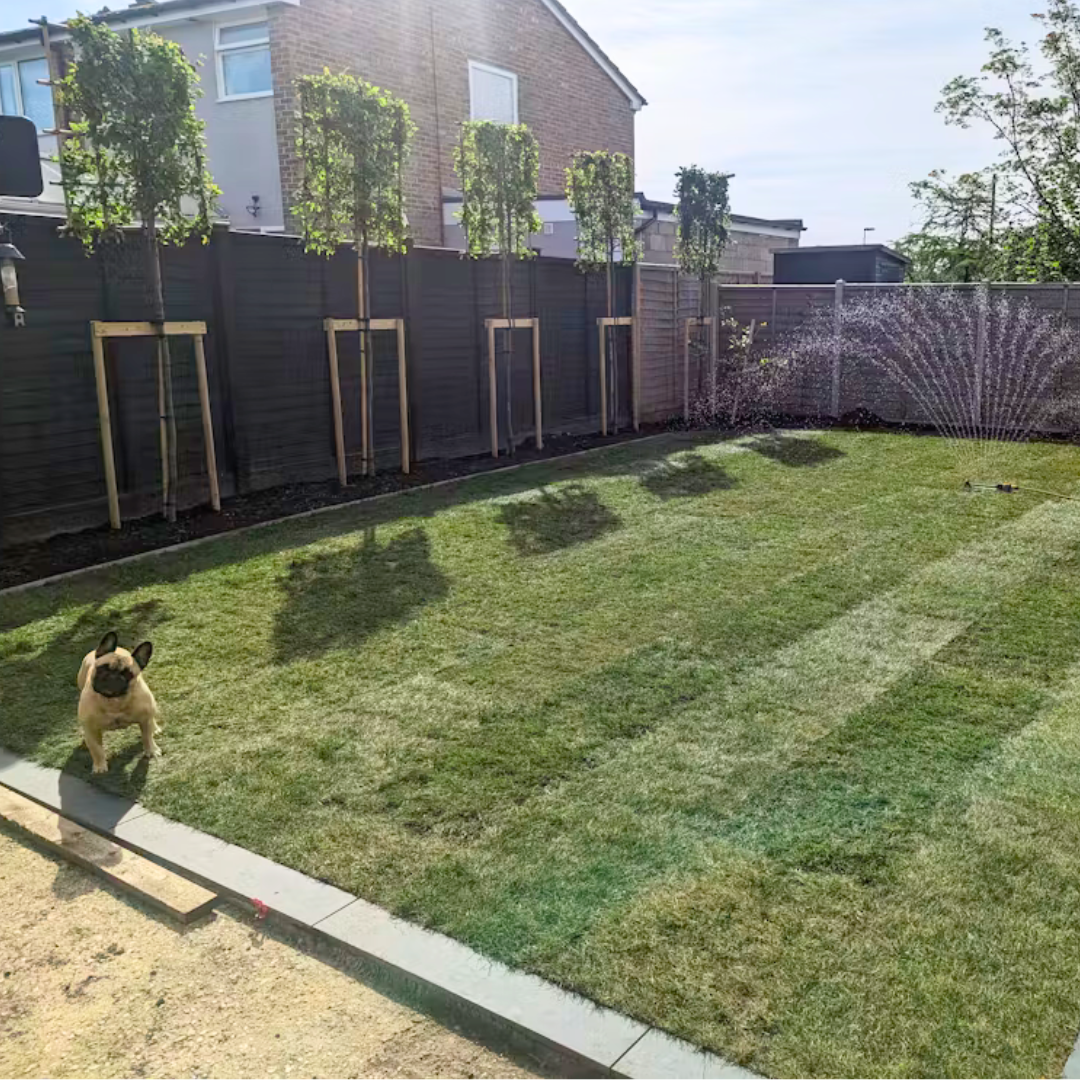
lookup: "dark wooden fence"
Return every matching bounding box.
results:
[0,215,631,544]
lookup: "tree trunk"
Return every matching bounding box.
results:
[501,247,515,455]
[606,246,616,433]
[358,240,373,475]
[145,220,178,523]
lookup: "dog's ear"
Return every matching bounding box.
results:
[131,641,153,670]
[95,631,119,657]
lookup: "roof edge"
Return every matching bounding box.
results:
[538,0,645,111]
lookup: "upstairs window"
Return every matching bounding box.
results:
[0,57,53,131]
[468,60,517,124]
[216,20,272,100]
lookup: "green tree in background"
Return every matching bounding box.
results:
[566,150,638,430]
[59,15,218,521]
[294,69,413,477]
[675,165,733,415]
[903,0,1080,281]
[455,121,541,452]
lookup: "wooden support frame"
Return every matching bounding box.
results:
[323,317,410,481]
[596,317,634,437]
[682,316,717,418]
[485,318,542,458]
[90,320,220,531]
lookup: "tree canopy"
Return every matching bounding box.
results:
[900,1,1080,281]
[58,15,218,248]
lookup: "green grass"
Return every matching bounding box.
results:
[6,429,1080,1077]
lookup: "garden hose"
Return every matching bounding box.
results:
[963,480,1080,502]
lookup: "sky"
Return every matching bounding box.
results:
[1,0,1043,245]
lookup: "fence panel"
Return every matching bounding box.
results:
[0,216,638,544]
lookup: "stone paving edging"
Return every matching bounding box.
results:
[0,748,754,1079]
[0,433,673,600]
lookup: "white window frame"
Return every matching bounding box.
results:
[0,56,52,131]
[214,16,273,103]
[468,59,518,125]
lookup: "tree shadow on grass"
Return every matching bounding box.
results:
[747,434,846,467]
[640,453,737,500]
[497,484,621,556]
[0,599,168,761]
[273,527,449,662]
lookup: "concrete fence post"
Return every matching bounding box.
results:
[831,279,844,418]
[974,282,989,433]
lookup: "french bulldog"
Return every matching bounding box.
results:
[76,631,160,774]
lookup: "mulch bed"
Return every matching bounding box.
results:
[0,426,672,590]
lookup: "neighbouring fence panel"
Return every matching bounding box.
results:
[714,281,1080,426]
[0,215,632,544]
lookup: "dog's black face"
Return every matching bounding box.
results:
[90,631,152,699]
[91,659,136,698]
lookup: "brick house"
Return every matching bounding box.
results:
[0,0,645,246]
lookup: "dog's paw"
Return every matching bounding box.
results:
[91,761,108,774]
[143,745,162,760]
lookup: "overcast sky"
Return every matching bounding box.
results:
[5,0,1041,245]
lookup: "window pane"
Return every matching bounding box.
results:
[0,65,17,115]
[471,66,515,124]
[222,45,271,96]
[219,21,268,46]
[18,58,52,130]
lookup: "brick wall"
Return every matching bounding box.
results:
[268,0,636,246]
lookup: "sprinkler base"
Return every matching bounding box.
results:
[964,480,1018,493]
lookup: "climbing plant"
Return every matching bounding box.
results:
[675,164,734,416]
[566,150,638,429]
[59,15,219,522]
[294,69,413,475]
[454,120,541,451]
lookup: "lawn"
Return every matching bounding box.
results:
[6,429,1080,1077]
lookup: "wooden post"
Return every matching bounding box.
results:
[156,344,169,511]
[632,263,642,432]
[683,318,691,419]
[709,306,718,416]
[91,327,121,530]
[671,267,679,417]
[532,318,543,449]
[358,323,369,478]
[193,334,221,512]
[396,319,410,474]
[325,324,348,486]
[599,320,608,437]
[488,321,498,457]
[831,279,844,418]
[357,250,371,477]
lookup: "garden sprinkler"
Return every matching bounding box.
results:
[963,480,1078,501]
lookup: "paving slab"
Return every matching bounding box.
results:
[613,1028,758,1079]
[0,785,217,923]
[0,748,147,833]
[114,810,354,926]
[318,897,648,1075]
